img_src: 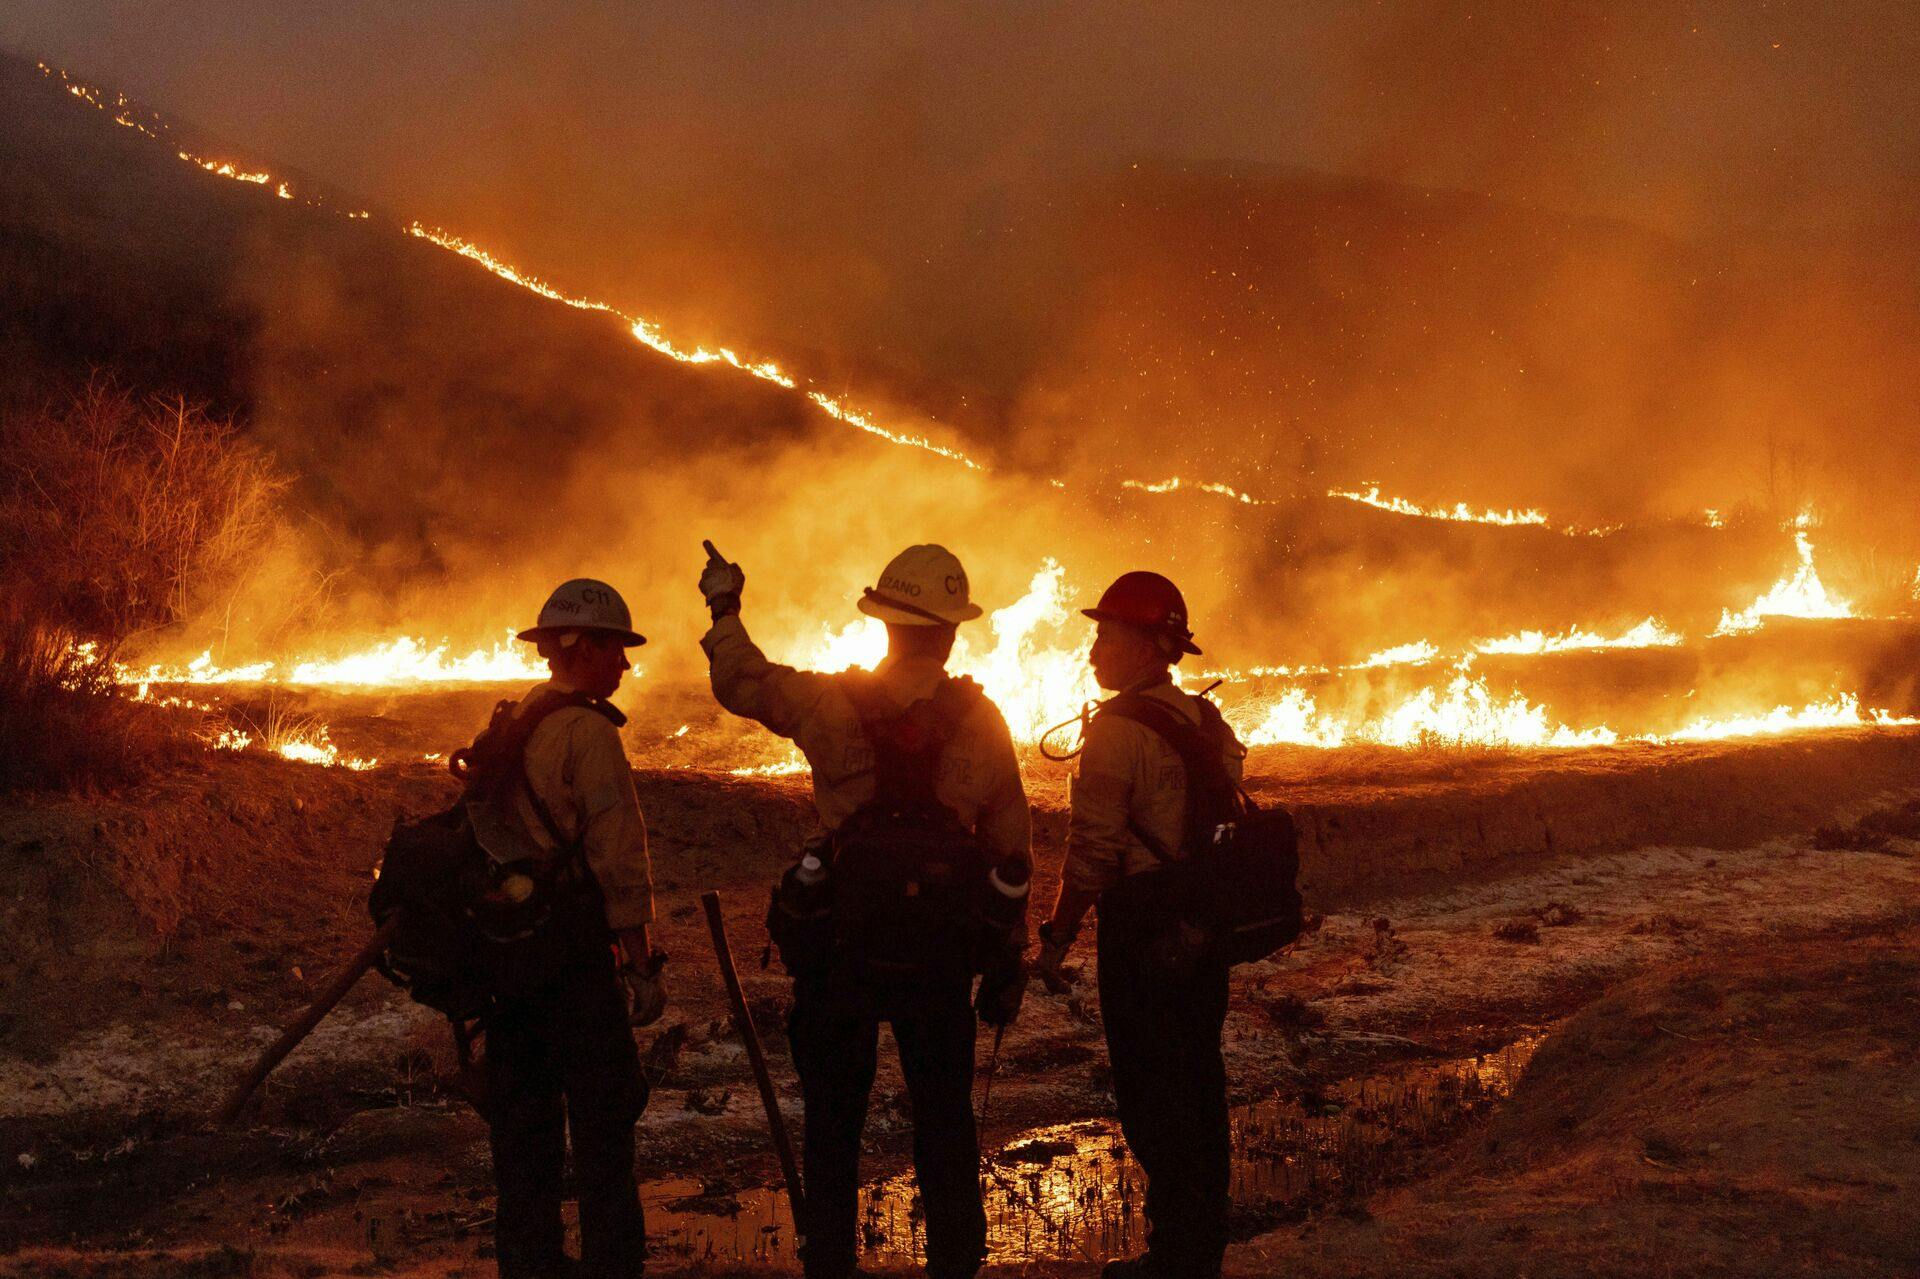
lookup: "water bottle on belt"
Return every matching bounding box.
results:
[788,848,829,910]
[766,838,834,975]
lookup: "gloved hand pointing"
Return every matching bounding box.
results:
[700,540,745,619]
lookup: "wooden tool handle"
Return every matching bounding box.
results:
[214,913,404,1127]
[702,890,805,1229]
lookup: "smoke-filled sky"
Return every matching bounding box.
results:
[6,1,1917,229]
[10,3,1917,479]
[6,0,1920,671]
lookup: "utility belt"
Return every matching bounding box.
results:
[488,875,615,1002]
[764,830,1027,983]
[767,671,1027,984]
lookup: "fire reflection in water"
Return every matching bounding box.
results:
[641,1035,1544,1270]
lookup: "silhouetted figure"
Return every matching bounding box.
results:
[1037,572,1247,1279]
[700,543,1031,1279]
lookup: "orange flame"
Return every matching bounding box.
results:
[1473,618,1683,656]
[34,61,1920,763]
[117,633,546,687]
[1715,523,1853,635]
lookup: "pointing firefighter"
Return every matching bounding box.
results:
[699,542,1032,1279]
[476,579,663,1279]
[1036,572,1250,1279]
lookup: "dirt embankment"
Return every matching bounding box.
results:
[1268,729,1920,908]
[1232,921,1920,1278]
[9,730,1918,1079]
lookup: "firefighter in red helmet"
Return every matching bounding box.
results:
[1037,571,1245,1279]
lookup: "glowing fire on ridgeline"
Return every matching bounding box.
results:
[35,61,1920,765]
[41,61,1640,522]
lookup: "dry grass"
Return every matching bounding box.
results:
[0,621,194,791]
[0,381,288,790]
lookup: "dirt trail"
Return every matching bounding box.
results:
[3,735,1919,1274]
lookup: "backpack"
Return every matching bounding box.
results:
[368,689,617,1017]
[1096,691,1303,966]
[823,674,997,980]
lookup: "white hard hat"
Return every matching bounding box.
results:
[857,544,984,627]
[516,579,646,646]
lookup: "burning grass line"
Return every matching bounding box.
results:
[205,702,378,770]
[32,60,1920,758]
[41,59,1653,533]
[1715,526,1854,635]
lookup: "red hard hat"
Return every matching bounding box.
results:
[1082,571,1202,656]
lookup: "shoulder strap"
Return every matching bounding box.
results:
[1096,691,1242,862]
[520,691,625,856]
[844,672,976,812]
[458,690,622,856]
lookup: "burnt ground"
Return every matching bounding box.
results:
[2,728,1919,1276]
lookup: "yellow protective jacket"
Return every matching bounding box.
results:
[701,613,1032,869]
[1063,680,1247,895]
[503,680,655,931]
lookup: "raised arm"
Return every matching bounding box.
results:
[697,541,833,739]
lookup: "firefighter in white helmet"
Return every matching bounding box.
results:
[699,542,1031,1279]
[479,578,660,1279]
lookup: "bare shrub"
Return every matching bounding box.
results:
[1,380,287,646]
[0,381,289,790]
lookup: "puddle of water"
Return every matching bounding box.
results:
[643,1034,1544,1270]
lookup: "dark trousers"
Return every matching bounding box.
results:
[1098,915,1231,1278]
[787,968,985,1279]
[486,948,647,1279]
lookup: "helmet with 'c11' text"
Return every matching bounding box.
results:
[516,579,646,647]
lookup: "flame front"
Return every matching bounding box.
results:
[1473,618,1683,656]
[120,632,546,687]
[33,61,1920,768]
[1716,527,1854,635]
[1232,676,1619,750]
